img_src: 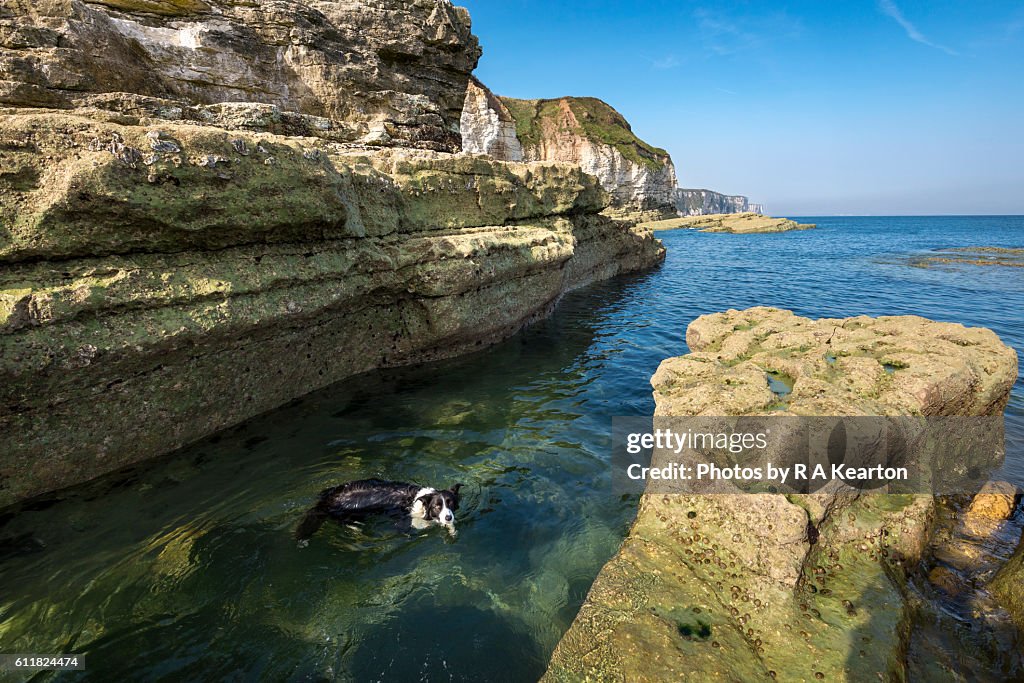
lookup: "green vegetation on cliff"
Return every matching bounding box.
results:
[500,96,669,172]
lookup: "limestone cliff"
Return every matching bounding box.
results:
[676,188,763,216]
[460,82,677,217]
[0,3,665,505]
[0,0,481,151]
[544,307,1017,681]
[460,77,523,161]
[0,111,663,506]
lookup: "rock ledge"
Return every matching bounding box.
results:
[543,307,1017,682]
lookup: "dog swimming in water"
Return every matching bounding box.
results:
[295,478,463,542]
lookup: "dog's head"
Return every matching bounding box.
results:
[416,484,462,528]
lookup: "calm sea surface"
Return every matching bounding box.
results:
[1,216,1022,681]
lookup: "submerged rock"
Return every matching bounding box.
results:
[642,212,816,234]
[908,247,1024,270]
[544,307,1017,681]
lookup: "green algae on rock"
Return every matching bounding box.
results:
[990,510,1024,630]
[0,111,664,507]
[0,113,609,262]
[543,307,1017,682]
[0,0,668,506]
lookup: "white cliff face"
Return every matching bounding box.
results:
[460,84,676,214]
[460,78,523,161]
[675,189,761,216]
[460,83,767,219]
[521,99,677,215]
[569,141,678,212]
[539,138,678,211]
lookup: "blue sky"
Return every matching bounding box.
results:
[460,1,1024,215]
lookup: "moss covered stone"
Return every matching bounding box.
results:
[990,534,1024,629]
[0,109,664,506]
[544,308,1017,682]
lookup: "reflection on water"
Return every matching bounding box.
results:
[0,216,1022,681]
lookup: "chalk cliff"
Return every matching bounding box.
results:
[460,81,678,217]
[0,1,665,505]
[460,77,523,161]
[676,188,763,216]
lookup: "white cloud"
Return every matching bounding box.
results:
[878,0,958,55]
[651,55,681,70]
[692,7,803,57]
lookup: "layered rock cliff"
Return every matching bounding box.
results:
[460,81,678,217]
[0,2,665,505]
[544,307,1018,681]
[1,0,481,151]
[676,188,763,216]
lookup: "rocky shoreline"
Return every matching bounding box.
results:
[0,110,663,506]
[2,2,1022,680]
[642,212,816,234]
[0,1,666,506]
[544,307,1018,681]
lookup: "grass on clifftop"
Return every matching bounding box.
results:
[500,96,669,172]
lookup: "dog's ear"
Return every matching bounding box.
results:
[449,483,463,509]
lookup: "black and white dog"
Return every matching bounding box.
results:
[295,479,463,541]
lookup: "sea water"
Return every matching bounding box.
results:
[0,216,1021,681]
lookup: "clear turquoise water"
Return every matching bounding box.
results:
[0,216,1021,682]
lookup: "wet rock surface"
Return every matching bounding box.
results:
[0,0,669,505]
[0,110,665,505]
[990,515,1024,631]
[544,307,1018,682]
[908,247,1024,270]
[967,481,1020,525]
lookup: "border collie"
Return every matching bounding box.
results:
[295,478,463,541]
